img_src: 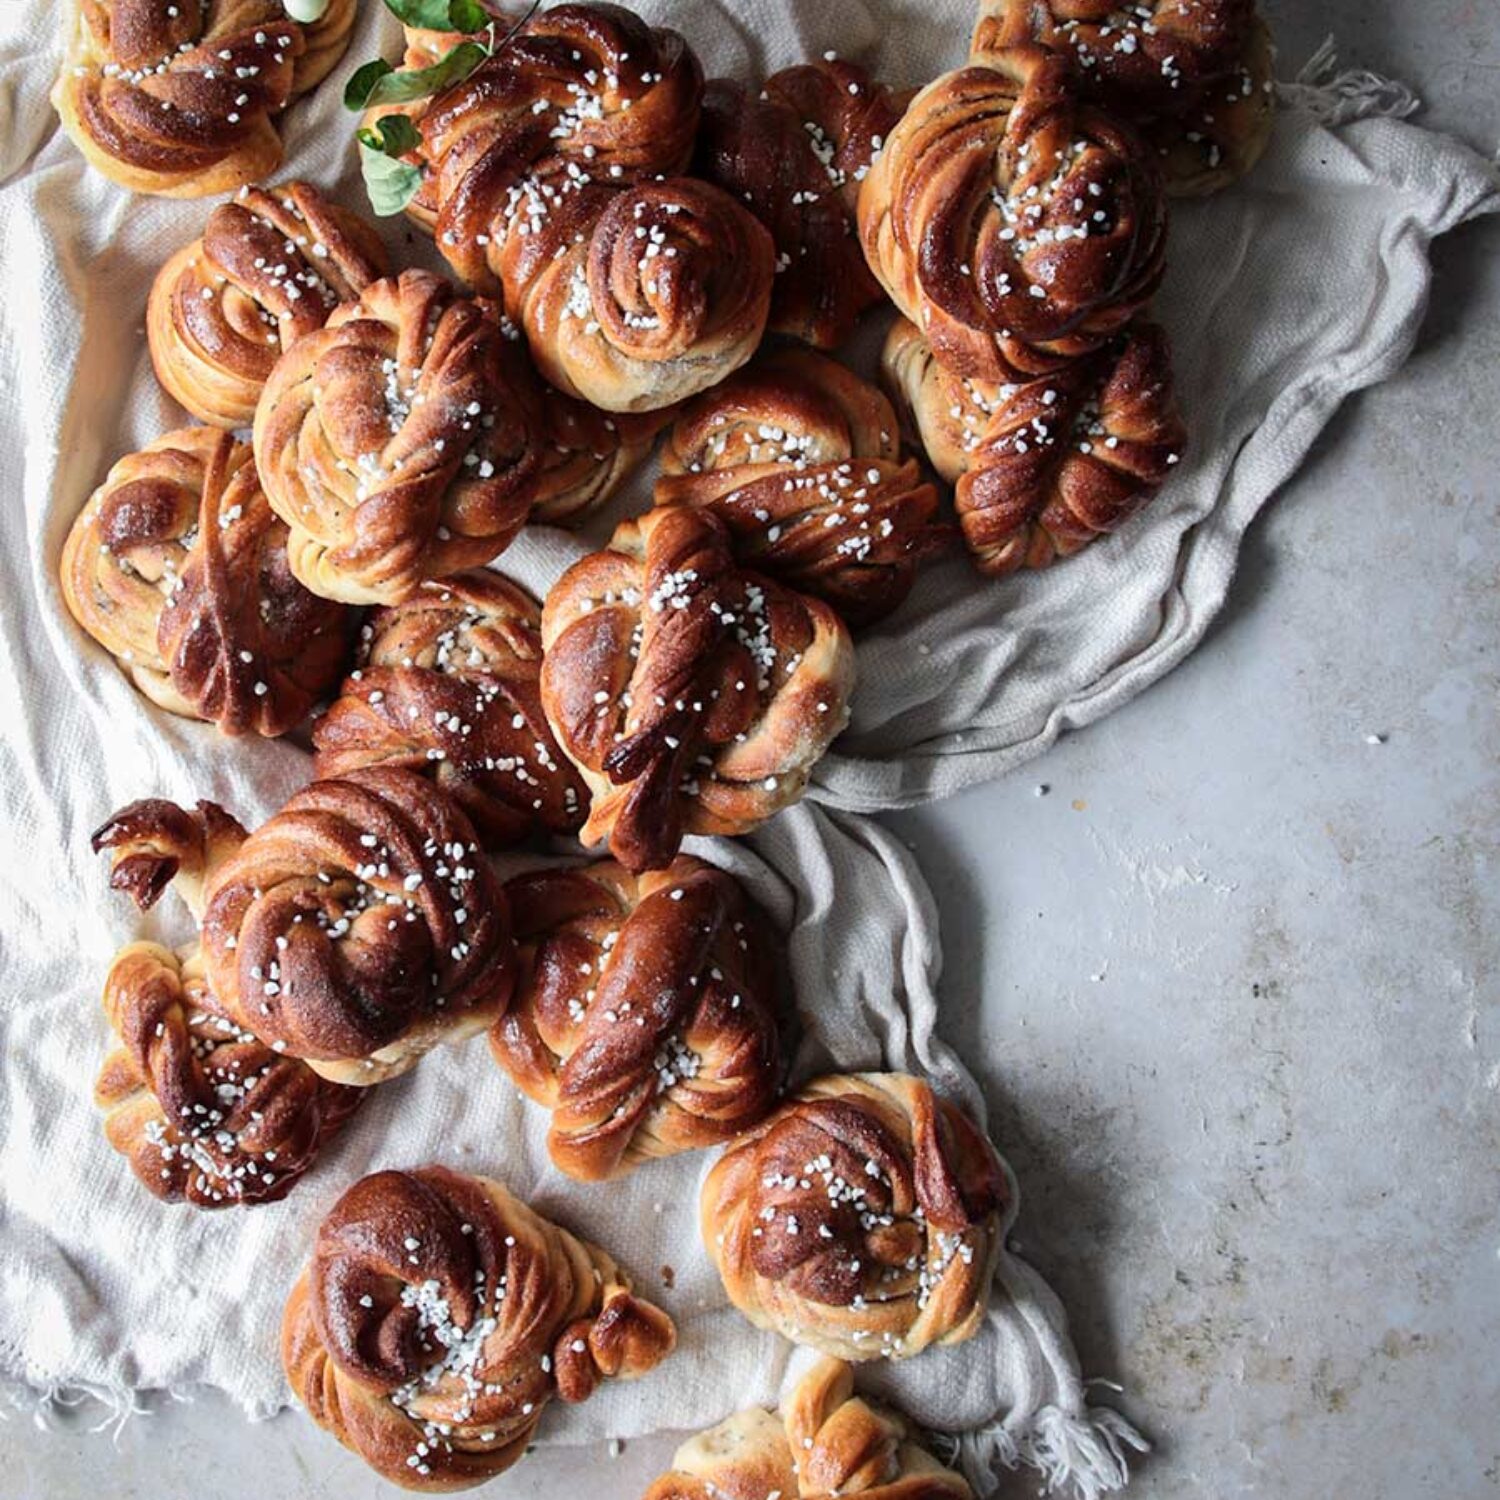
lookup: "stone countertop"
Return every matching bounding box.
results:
[9,2,1498,1496]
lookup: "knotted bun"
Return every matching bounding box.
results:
[884,315,1186,573]
[148,180,388,428]
[644,1355,973,1498]
[60,426,350,735]
[282,1164,675,1488]
[95,940,362,1207]
[198,766,516,1085]
[539,507,855,872]
[858,47,1166,383]
[312,570,586,848]
[370,3,775,412]
[972,0,1275,196]
[702,1074,1009,1362]
[52,0,356,196]
[656,348,944,626]
[491,856,783,1180]
[696,59,907,349]
[253,268,541,604]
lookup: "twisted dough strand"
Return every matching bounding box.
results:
[52,0,355,196]
[312,570,587,848]
[655,348,945,627]
[491,857,783,1180]
[282,1165,675,1489]
[702,1074,1009,1362]
[92,792,248,920]
[148,180,388,427]
[60,426,350,735]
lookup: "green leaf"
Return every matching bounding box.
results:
[344,59,394,111]
[344,38,490,111]
[358,137,427,216]
[381,0,490,31]
[358,114,424,158]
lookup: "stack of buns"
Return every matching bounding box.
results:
[54,0,1272,1488]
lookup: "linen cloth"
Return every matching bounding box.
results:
[0,1,1494,1496]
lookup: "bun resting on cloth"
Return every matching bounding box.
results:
[281,1164,676,1490]
[312,569,587,850]
[148,180,388,428]
[701,1073,1009,1362]
[857,45,1167,384]
[490,855,784,1181]
[52,0,357,197]
[252,268,543,606]
[643,1354,973,1498]
[883,315,1186,575]
[191,766,516,1085]
[59,426,350,737]
[94,940,363,1208]
[539,506,855,873]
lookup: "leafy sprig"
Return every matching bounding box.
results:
[349,0,540,216]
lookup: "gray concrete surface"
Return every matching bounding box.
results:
[6,1,1498,1496]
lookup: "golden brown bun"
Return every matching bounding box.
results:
[252,269,542,605]
[421,2,705,289]
[52,0,355,197]
[884,316,1187,575]
[196,766,516,1085]
[148,181,388,428]
[857,48,1166,384]
[643,1355,973,1498]
[94,940,362,1207]
[282,1164,676,1490]
[696,60,908,349]
[370,4,774,412]
[702,1074,1008,1362]
[655,348,945,626]
[971,0,1275,196]
[491,856,783,1180]
[508,175,775,414]
[540,507,855,872]
[59,426,350,735]
[312,570,586,849]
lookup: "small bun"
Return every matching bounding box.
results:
[702,1073,1009,1362]
[540,507,855,871]
[492,856,784,1180]
[282,1164,675,1488]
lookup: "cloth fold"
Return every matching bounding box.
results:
[809,62,1498,811]
[1,3,1495,1498]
